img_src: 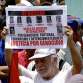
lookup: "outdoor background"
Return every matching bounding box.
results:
[65,0,83,19]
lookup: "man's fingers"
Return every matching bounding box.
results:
[64,26,73,37]
[64,25,72,29]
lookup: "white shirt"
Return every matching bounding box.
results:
[34,67,72,83]
[19,63,72,83]
[66,74,83,83]
[0,80,1,83]
[19,76,34,83]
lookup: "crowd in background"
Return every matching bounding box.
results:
[0,0,83,83]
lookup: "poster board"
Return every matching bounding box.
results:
[5,5,67,49]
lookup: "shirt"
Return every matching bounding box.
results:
[34,67,72,83]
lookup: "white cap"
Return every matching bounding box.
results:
[29,48,56,60]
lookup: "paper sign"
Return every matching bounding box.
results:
[5,5,67,49]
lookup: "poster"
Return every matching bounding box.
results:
[5,5,67,49]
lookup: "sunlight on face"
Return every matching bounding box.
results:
[35,55,57,78]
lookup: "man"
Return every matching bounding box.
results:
[28,26,82,83]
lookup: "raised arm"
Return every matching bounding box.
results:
[5,49,13,66]
[65,26,82,74]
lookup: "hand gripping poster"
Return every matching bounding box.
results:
[5,5,67,49]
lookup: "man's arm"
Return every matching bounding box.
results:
[0,66,9,78]
[65,26,82,74]
[5,49,13,66]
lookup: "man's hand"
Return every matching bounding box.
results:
[0,66,9,78]
[65,26,73,39]
[65,26,74,48]
[1,26,8,39]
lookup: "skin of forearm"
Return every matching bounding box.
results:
[5,49,13,66]
[0,66,9,78]
[0,66,9,73]
[0,71,8,79]
[68,38,82,74]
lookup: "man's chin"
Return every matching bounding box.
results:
[39,71,48,78]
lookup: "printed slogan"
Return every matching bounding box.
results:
[5,6,67,49]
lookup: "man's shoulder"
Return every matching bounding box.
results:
[61,62,72,71]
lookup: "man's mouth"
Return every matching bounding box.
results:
[37,67,46,72]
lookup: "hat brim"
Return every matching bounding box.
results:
[29,53,49,60]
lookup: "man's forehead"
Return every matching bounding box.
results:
[34,55,52,61]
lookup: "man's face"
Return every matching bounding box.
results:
[35,55,56,78]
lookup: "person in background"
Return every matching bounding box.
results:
[0,0,6,16]
[0,14,8,83]
[5,1,34,83]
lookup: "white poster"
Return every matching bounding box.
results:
[5,5,67,49]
